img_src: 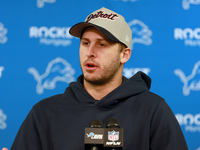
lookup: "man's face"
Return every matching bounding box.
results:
[79,27,123,85]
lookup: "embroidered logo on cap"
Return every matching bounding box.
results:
[86,11,118,22]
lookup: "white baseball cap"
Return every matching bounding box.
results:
[69,7,132,48]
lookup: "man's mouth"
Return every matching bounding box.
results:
[87,63,95,67]
[84,62,98,71]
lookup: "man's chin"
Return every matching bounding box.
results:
[83,75,106,85]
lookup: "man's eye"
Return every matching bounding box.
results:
[99,43,105,47]
[82,41,89,46]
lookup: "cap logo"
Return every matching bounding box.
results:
[86,11,118,22]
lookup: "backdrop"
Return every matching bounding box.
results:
[0,0,200,149]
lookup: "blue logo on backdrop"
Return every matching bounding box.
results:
[0,109,7,130]
[123,68,150,78]
[174,28,200,47]
[174,61,200,96]
[29,26,73,47]
[37,0,56,8]
[176,113,200,133]
[128,19,152,48]
[0,23,7,44]
[182,0,200,10]
[0,66,4,78]
[28,57,75,94]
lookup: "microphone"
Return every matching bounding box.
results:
[85,120,104,150]
[104,118,123,150]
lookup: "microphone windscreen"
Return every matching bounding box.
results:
[106,118,120,128]
[90,120,103,128]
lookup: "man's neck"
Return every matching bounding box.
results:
[83,77,122,100]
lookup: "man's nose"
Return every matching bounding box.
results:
[86,44,96,58]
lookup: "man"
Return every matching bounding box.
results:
[2,7,188,150]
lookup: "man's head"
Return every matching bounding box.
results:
[69,7,132,87]
[79,27,130,85]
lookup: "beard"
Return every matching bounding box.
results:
[81,55,122,86]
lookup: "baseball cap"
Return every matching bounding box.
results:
[69,7,132,48]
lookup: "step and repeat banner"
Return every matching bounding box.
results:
[0,0,200,149]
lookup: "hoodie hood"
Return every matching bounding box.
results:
[65,71,151,108]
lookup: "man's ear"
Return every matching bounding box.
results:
[120,48,131,64]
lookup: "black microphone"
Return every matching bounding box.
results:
[85,119,104,150]
[104,118,123,150]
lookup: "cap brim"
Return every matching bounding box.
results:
[69,22,120,43]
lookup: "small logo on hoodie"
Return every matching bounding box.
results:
[174,61,200,96]
[28,57,75,94]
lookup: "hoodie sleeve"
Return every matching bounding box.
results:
[150,100,188,150]
[10,108,42,150]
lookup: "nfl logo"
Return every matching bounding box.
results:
[108,130,119,141]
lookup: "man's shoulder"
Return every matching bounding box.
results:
[134,90,165,106]
[33,93,67,109]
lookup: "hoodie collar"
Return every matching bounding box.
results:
[66,71,151,108]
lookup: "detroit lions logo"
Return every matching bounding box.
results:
[182,0,200,10]
[0,23,7,44]
[86,132,95,138]
[37,0,56,8]
[128,19,152,49]
[0,109,7,130]
[28,57,75,94]
[174,61,200,96]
